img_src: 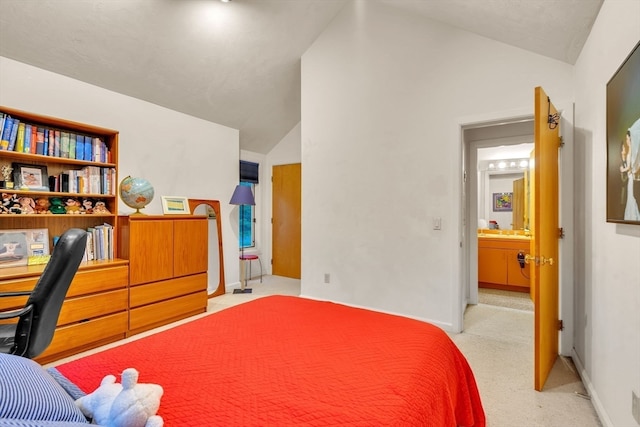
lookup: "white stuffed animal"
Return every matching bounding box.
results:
[76,368,164,427]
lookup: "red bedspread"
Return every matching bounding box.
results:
[55,296,485,426]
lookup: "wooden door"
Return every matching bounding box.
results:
[272,163,301,278]
[533,87,561,391]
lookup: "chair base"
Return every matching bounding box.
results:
[233,288,253,294]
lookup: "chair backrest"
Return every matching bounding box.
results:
[13,228,87,359]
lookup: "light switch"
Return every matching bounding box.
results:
[433,217,442,230]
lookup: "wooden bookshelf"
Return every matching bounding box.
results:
[0,106,128,363]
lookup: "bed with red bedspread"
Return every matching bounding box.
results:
[53,296,485,426]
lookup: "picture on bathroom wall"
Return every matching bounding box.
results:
[606,40,640,224]
[493,192,512,212]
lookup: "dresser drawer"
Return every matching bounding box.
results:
[58,289,128,326]
[37,311,128,364]
[129,273,206,308]
[66,265,129,297]
[129,291,207,333]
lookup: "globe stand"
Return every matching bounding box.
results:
[129,208,147,216]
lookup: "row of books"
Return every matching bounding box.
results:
[83,223,114,262]
[48,166,116,195]
[0,113,111,163]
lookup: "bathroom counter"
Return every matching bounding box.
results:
[478,234,531,292]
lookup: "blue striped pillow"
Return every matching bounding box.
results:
[0,353,87,423]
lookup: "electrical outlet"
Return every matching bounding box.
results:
[324,273,330,284]
[633,391,640,424]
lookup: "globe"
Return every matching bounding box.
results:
[119,176,154,215]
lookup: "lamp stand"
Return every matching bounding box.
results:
[233,205,252,294]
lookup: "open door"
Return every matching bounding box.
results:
[532,87,561,391]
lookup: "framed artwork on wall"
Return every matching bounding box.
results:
[493,192,513,212]
[606,40,640,224]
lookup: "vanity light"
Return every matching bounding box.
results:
[510,161,516,168]
[489,163,495,169]
[519,160,528,168]
[498,161,507,169]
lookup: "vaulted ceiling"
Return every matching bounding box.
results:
[0,0,603,154]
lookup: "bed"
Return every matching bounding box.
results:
[8,296,486,426]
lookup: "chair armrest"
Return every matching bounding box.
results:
[0,291,32,297]
[0,304,33,320]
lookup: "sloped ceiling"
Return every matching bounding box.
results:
[0,0,602,154]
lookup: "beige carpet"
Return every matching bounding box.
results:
[479,288,534,311]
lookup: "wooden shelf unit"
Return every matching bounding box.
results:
[118,215,209,336]
[0,106,120,247]
[0,107,128,364]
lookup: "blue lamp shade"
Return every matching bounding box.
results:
[229,185,255,206]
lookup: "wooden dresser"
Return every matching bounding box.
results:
[118,215,208,335]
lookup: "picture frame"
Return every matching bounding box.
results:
[161,196,191,215]
[12,162,49,191]
[606,40,640,224]
[0,228,50,268]
[493,192,513,212]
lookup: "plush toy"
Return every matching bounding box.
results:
[92,200,111,214]
[18,197,35,214]
[48,197,67,214]
[65,197,82,214]
[76,368,163,427]
[1,193,21,214]
[34,197,51,214]
[82,198,94,214]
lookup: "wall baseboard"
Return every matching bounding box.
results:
[571,348,612,427]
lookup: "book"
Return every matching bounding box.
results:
[35,127,45,155]
[15,122,25,153]
[23,124,32,153]
[30,125,37,154]
[76,134,85,160]
[84,137,92,162]
[48,129,55,156]
[54,130,61,157]
[60,132,70,158]
[1,116,13,150]
[43,129,49,156]
[68,133,76,159]
[0,114,5,142]
[92,137,102,162]
[7,119,19,151]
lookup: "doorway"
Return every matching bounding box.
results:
[463,118,535,307]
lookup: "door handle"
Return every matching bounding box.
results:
[524,254,554,266]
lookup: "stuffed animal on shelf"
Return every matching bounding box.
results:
[18,197,35,214]
[34,197,51,214]
[75,368,164,427]
[48,197,67,214]
[82,198,94,214]
[93,200,111,214]
[1,193,21,214]
[65,197,82,214]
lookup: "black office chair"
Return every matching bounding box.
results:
[0,228,87,359]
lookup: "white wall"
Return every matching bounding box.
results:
[301,0,574,329]
[0,56,243,287]
[261,121,303,275]
[572,1,640,425]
